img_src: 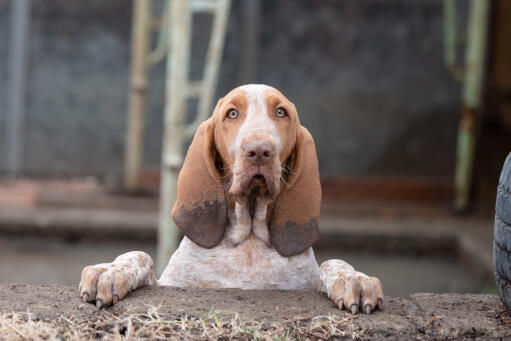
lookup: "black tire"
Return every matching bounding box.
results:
[496,153,511,225]
[495,217,511,254]
[494,239,511,282]
[495,152,511,310]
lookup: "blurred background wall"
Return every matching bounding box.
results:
[2,0,511,296]
[0,0,467,180]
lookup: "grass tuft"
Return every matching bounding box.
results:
[0,306,360,340]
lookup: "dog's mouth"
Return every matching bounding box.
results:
[247,173,266,190]
[242,173,275,197]
[252,174,265,181]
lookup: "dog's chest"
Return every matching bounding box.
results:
[158,236,321,290]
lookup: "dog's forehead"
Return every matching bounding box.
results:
[239,84,274,100]
[223,84,287,105]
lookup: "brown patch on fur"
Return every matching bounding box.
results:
[113,272,131,298]
[264,91,298,163]
[270,218,319,257]
[331,278,346,305]
[236,235,267,268]
[136,253,150,268]
[174,201,227,248]
[213,89,249,169]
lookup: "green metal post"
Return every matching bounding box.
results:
[443,0,463,81]
[453,0,490,211]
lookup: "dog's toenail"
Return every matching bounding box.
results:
[351,304,358,315]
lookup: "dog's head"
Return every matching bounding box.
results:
[171,84,321,256]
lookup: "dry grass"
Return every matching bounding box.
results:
[0,306,360,340]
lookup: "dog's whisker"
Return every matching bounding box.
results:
[280,162,293,175]
[220,172,233,179]
[220,166,234,173]
[220,166,234,180]
[280,175,289,187]
[220,178,233,190]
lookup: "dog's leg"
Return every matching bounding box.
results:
[79,251,157,308]
[320,259,383,314]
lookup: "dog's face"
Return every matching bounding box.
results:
[212,85,299,200]
[172,84,321,256]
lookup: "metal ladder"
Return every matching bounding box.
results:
[123,0,232,272]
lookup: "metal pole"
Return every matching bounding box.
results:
[443,0,463,81]
[124,0,152,192]
[157,0,192,273]
[5,0,31,175]
[453,0,490,211]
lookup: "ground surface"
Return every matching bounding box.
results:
[0,284,510,340]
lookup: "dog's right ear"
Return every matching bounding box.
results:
[171,118,227,248]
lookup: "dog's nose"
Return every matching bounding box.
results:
[244,141,275,164]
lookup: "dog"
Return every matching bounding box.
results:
[79,84,384,314]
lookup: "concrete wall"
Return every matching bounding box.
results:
[0,0,464,180]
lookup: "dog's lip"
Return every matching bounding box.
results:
[232,171,277,197]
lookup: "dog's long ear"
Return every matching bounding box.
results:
[270,126,321,256]
[171,118,227,248]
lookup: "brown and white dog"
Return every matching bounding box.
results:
[79,84,384,314]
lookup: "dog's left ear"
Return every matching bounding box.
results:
[269,126,321,256]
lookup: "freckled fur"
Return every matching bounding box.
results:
[159,236,321,290]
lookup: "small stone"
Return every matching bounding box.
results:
[417,326,425,334]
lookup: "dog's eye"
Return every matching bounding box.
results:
[227,109,238,119]
[276,108,287,118]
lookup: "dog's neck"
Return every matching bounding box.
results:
[225,187,272,247]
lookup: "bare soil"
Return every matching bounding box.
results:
[0,284,510,340]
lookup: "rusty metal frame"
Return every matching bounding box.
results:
[449,0,491,211]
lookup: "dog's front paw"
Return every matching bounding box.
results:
[320,260,383,314]
[79,251,156,308]
[329,273,383,314]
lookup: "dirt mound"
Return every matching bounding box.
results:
[0,284,510,340]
